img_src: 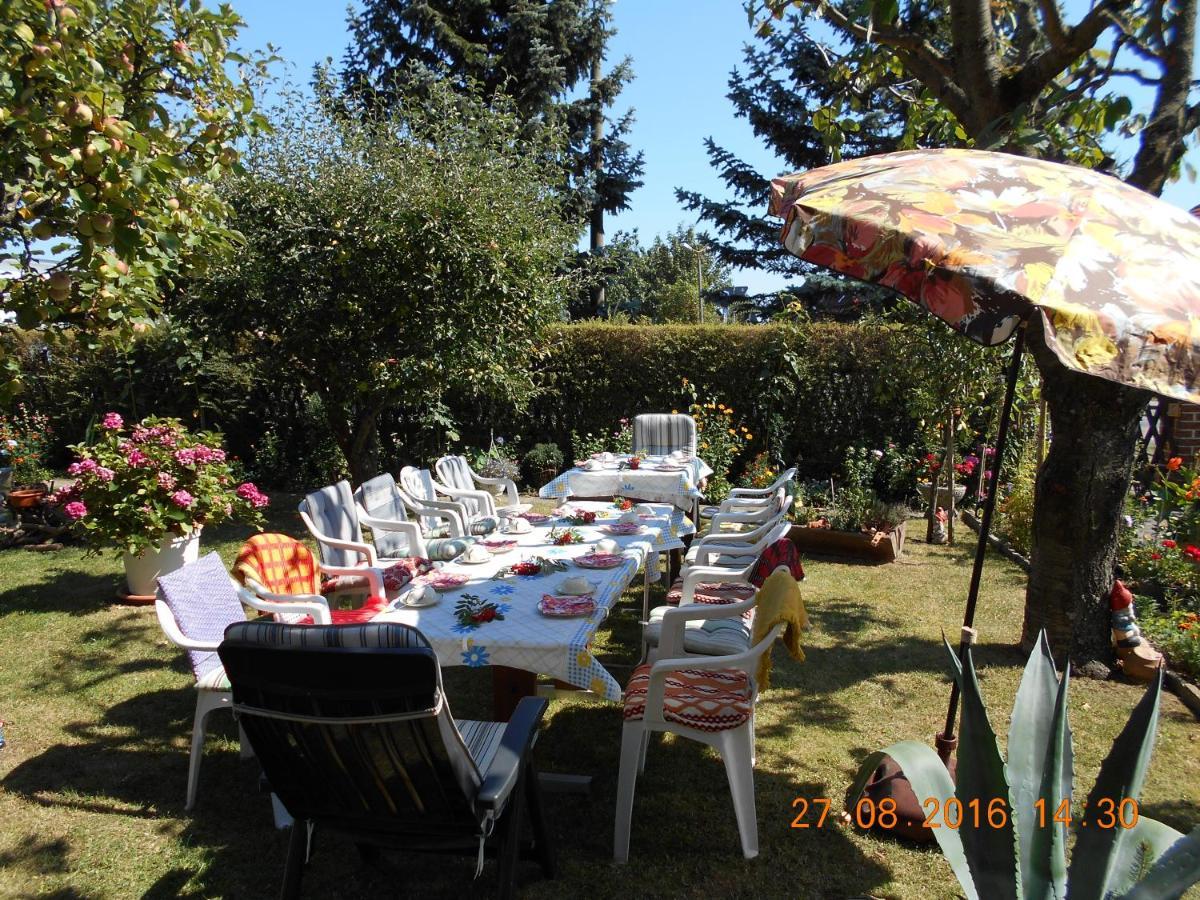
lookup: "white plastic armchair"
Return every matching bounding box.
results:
[614,618,787,862]
[397,466,472,537]
[229,580,336,625]
[353,473,431,559]
[435,454,530,517]
[726,467,797,501]
[296,482,390,595]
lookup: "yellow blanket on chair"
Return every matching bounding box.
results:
[751,569,808,690]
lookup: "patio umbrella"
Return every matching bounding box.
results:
[768,148,1200,760]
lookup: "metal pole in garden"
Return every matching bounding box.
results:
[937,321,1027,760]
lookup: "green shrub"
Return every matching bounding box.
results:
[523,442,564,483]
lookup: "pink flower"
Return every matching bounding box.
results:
[126,448,150,467]
[100,412,123,430]
[157,472,177,490]
[94,466,114,482]
[67,458,97,476]
[236,482,269,509]
[170,490,195,509]
[63,501,88,519]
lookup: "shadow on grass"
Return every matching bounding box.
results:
[0,570,120,617]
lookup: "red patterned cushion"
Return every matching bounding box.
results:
[296,594,390,626]
[748,538,805,587]
[623,663,752,732]
[664,578,755,606]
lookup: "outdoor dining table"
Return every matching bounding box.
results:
[538,454,713,514]
[373,500,694,719]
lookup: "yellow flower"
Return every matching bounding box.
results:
[681,378,689,386]
[728,428,736,436]
[718,403,726,411]
[746,432,754,440]
[672,409,678,414]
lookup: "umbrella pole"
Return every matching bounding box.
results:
[937,322,1027,761]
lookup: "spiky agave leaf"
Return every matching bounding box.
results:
[955,645,1020,899]
[1066,669,1163,897]
[847,741,977,900]
[1118,826,1200,900]
[1008,631,1072,900]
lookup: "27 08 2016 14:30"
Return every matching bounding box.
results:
[789,796,1140,830]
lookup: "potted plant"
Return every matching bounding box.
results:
[53,413,269,599]
[0,404,53,509]
[523,442,564,486]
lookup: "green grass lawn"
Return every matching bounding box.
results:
[1,500,1197,899]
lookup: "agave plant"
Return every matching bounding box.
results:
[848,632,1200,899]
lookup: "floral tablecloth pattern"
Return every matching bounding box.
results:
[539,456,713,512]
[374,502,694,701]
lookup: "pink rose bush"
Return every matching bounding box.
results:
[55,414,268,555]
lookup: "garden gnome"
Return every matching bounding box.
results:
[1110,580,1164,681]
[930,507,948,545]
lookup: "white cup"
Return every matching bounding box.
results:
[401,584,429,607]
[595,538,619,555]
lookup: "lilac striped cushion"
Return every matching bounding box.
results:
[157,552,245,683]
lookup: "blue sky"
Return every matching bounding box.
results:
[233,1,1198,296]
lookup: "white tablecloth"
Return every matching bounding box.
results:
[374,501,694,701]
[539,455,713,512]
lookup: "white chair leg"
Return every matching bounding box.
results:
[637,730,651,774]
[613,722,645,863]
[186,690,230,811]
[719,726,759,859]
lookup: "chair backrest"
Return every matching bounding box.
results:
[299,481,363,568]
[632,414,697,457]
[156,551,246,683]
[749,537,805,587]
[355,473,415,558]
[234,533,322,597]
[435,455,475,492]
[399,466,447,533]
[218,621,486,831]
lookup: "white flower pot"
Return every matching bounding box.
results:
[122,530,202,597]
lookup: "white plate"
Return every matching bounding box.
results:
[457,554,493,565]
[392,592,440,609]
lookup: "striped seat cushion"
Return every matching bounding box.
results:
[642,605,752,656]
[458,719,506,773]
[623,663,752,732]
[632,414,697,457]
[427,537,475,561]
[665,578,755,606]
[195,665,232,692]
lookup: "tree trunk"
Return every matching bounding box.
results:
[588,53,606,315]
[322,398,380,487]
[1021,322,1150,670]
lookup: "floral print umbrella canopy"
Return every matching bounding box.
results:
[769,148,1200,403]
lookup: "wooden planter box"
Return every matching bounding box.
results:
[788,520,906,563]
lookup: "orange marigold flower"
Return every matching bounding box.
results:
[1167,456,1183,471]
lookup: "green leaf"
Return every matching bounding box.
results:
[956,647,1019,899]
[847,742,977,899]
[1067,670,1164,897]
[14,22,35,44]
[1008,631,1072,900]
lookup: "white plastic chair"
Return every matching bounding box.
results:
[614,613,786,862]
[296,481,406,593]
[699,469,797,522]
[434,454,530,517]
[397,466,475,536]
[631,413,698,457]
[153,552,332,811]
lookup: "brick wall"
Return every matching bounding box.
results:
[1170,403,1200,462]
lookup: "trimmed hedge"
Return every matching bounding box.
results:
[11,321,985,486]
[453,322,936,478]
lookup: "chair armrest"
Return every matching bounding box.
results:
[657,593,757,658]
[358,515,427,557]
[470,474,521,508]
[435,483,496,513]
[237,585,332,625]
[709,509,769,529]
[319,564,385,597]
[476,696,549,811]
[155,599,222,651]
[678,563,753,605]
[727,486,773,498]
[411,500,469,536]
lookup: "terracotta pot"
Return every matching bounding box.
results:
[122,530,202,597]
[6,487,47,509]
